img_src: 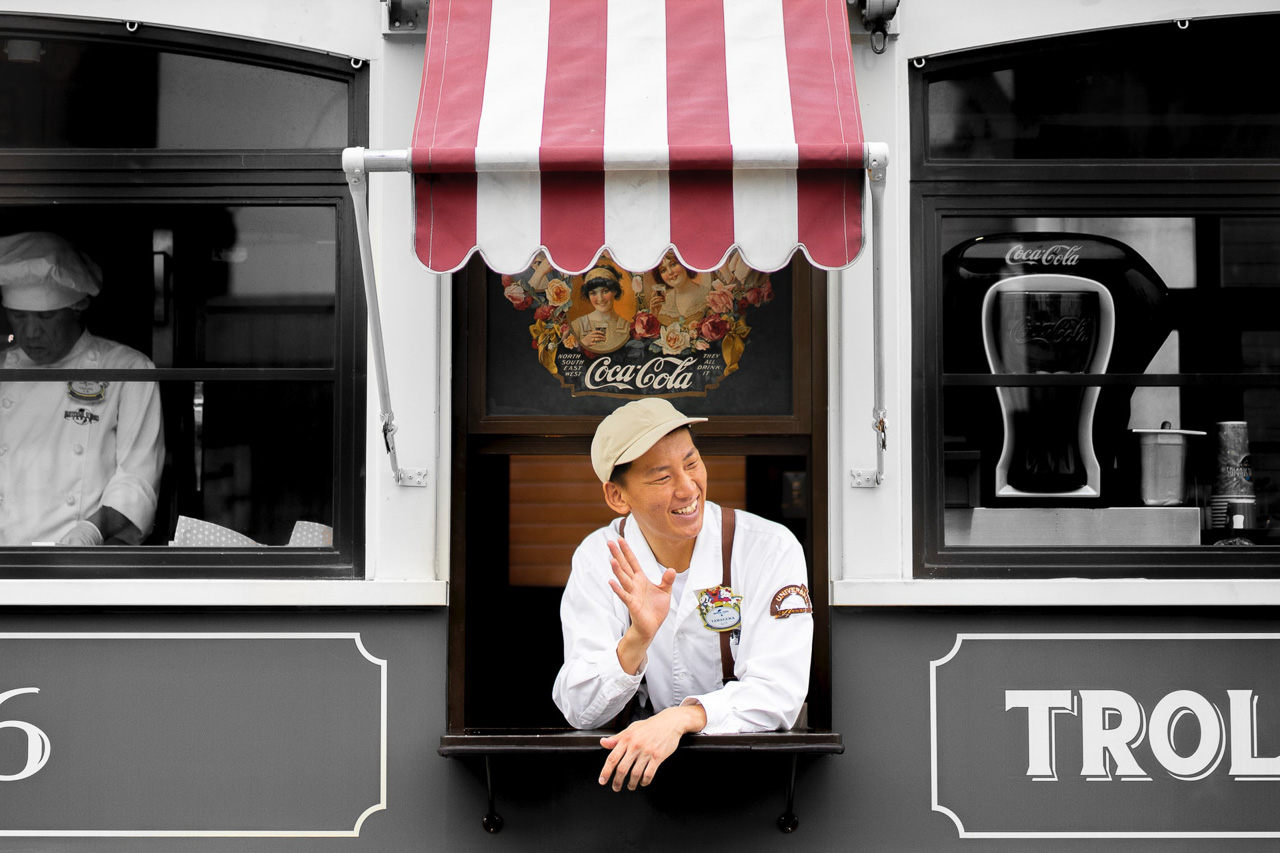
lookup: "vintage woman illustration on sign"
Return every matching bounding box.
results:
[570,266,632,355]
[649,251,713,326]
[500,249,774,398]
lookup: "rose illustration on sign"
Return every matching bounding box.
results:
[501,250,774,398]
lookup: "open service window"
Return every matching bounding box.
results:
[911,14,1280,577]
[448,252,833,733]
[0,16,366,577]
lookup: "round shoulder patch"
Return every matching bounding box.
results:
[769,584,813,619]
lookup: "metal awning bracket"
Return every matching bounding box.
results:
[343,146,426,487]
[382,0,428,36]
[849,0,900,54]
[852,142,890,489]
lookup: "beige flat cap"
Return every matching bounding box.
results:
[591,398,706,484]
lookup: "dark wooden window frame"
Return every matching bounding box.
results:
[449,252,835,736]
[0,16,368,578]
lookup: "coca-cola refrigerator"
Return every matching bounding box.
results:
[943,233,1171,505]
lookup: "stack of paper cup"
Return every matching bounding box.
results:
[1211,421,1254,528]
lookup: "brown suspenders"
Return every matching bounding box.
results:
[718,508,737,683]
[617,507,737,684]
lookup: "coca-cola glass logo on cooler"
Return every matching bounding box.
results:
[1008,316,1095,346]
[1005,244,1083,267]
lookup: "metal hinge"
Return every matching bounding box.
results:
[382,0,427,35]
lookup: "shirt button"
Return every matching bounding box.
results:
[65,495,75,506]
[88,352,99,363]
[73,444,84,455]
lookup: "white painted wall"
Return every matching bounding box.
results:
[13,0,1280,605]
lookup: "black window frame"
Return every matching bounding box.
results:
[911,18,1280,578]
[0,15,368,578]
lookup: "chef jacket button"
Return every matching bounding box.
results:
[1,398,11,409]
[73,444,84,455]
[65,494,75,506]
[87,351,98,363]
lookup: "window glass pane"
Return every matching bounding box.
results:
[162,380,335,548]
[925,15,1280,160]
[939,216,1280,549]
[0,206,337,369]
[194,207,337,368]
[0,208,339,551]
[1222,219,1280,288]
[0,38,347,149]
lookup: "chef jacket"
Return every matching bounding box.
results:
[0,331,164,545]
[553,501,813,734]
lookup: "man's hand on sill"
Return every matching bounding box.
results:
[597,703,708,791]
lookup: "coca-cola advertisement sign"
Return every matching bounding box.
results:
[498,250,777,399]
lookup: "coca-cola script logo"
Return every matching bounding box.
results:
[1008,317,1094,345]
[1004,244,1083,267]
[584,356,697,393]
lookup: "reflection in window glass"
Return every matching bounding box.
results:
[0,38,347,149]
[160,380,334,548]
[1222,219,1280,289]
[156,54,347,149]
[200,207,336,367]
[925,15,1280,160]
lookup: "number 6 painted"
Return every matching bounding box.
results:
[0,688,50,781]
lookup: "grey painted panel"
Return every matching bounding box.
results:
[0,633,382,834]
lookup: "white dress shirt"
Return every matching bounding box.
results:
[553,501,813,734]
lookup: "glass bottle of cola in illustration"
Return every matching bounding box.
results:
[982,276,1115,497]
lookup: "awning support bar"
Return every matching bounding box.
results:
[853,142,890,488]
[342,147,426,487]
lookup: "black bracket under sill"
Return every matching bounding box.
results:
[439,730,844,834]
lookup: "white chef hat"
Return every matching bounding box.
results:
[0,232,102,311]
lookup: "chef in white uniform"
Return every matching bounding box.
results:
[553,398,813,792]
[0,232,164,546]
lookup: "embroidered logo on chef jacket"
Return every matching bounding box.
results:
[696,585,742,632]
[769,584,812,619]
[64,407,100,426]
[67,381,108,404]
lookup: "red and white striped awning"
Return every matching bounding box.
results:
[411,0,865,275]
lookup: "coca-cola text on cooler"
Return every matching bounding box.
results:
[1005,244,1083,266]
[1009,317,1095,346]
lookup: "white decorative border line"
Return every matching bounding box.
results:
[0,632,387,838]
[931,633,1280,839]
